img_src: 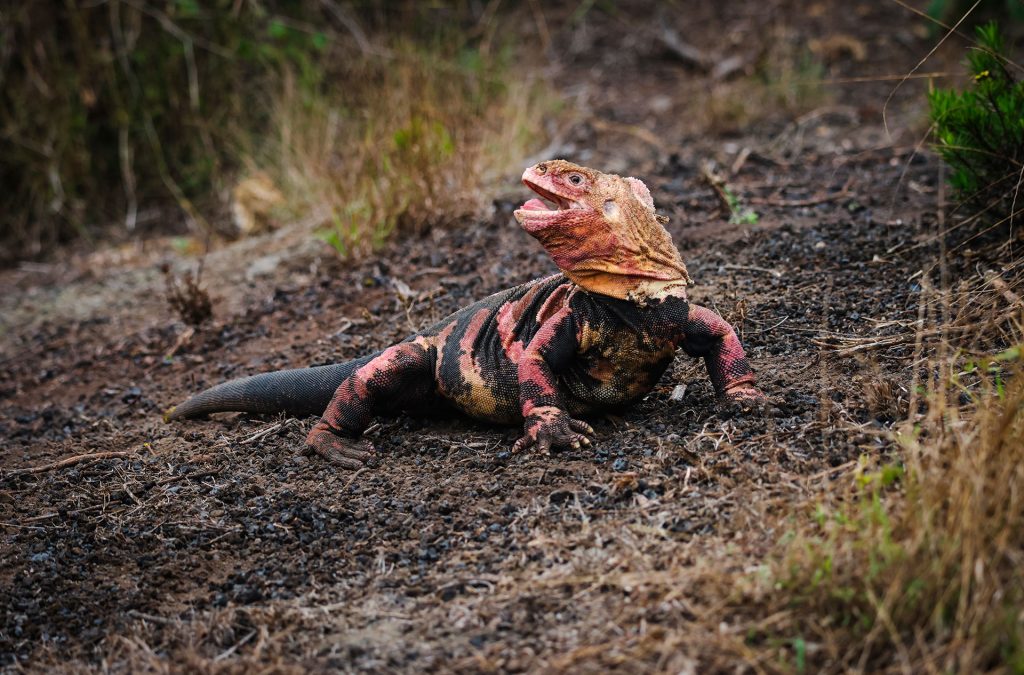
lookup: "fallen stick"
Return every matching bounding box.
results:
[342,467,366,492]
[239,419,296,445]
[658,27,712,71]
[4,451,134,477]
[748,182,854,207]
[589,118,663,149]
[988,274,1023,309]
[700,162,735,213]
[813,309,1022,356]
[722,263,784,278]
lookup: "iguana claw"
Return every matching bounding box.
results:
[513,406,595,454]
[306,423,375,470]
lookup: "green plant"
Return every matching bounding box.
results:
[724,186,760,225]
[929,21,1024,228]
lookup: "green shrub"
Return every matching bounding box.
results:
[929,21,1024,228]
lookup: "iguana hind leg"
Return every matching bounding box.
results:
[306,340,436,469]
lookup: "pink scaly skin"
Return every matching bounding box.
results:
[168,160,766,470]
[682,304,762,401]
[512,290,595,454]
[306,340,434,468]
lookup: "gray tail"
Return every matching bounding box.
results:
[164,356,374,422]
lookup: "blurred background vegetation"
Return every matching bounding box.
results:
[3,1,1022,267]
[929,21,1024,232]
[0,1,554,265]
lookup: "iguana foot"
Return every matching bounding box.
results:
[718,385,771,416]
[724,384,766,401]
[306,423,375,470]
[513,406,595,454]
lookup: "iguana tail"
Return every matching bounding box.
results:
[164,355,376,421]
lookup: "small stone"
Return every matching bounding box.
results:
[612,458,628,472]
[246,253,282,280]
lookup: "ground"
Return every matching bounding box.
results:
[0,2,999,672]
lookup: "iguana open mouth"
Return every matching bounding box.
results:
[516,179,587,218]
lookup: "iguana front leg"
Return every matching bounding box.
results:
[680,304,764,402]
[512,306,594,453]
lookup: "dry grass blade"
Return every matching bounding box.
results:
[4,451,135,477]
[882,0,981,137]
[816,262,1024,357]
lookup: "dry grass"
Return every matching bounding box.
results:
[161,262,213,326]
[0,3,556,264]
[249,38,554,258]
[741,263,1024,672]
[759,350,1024,672]
[525,362,1024,673]
[863,369,909,421]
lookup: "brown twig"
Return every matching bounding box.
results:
[722,263,784,278]
[749,178,854,207]
[239,420,291,445]
[589,118,662,149]
[342,467,367,492]
[700,162,734,213]
[658,27,713,71]
[5,451,134,477]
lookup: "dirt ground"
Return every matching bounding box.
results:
[0,2,1004,672]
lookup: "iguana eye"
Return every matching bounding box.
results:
[569,174,583,185]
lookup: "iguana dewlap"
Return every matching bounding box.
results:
[166,160,764,468]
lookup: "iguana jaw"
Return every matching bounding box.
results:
[514,177,590,230]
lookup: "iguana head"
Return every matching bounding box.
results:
[513,159,691,302]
